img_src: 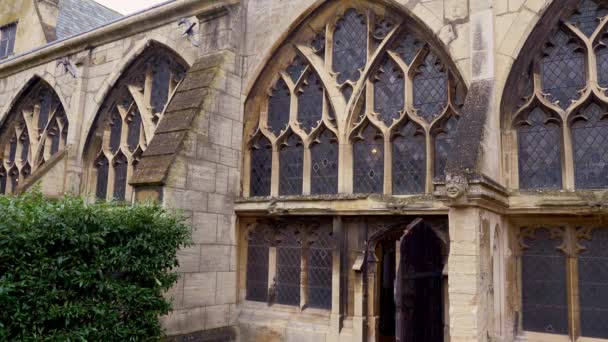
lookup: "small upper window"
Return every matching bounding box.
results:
[0,23,17,59]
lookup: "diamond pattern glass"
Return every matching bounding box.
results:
[297,73,323,132]
[246,228,270,302]
[354,124,384,194]
[311,128,338,195]
[373,19,394,40]
[578,228,608,339]
[276,227,301,306]
[597,42,608,88]
[434,116,458,179]
[332,9,367,84]
[569,0,608,36]
[311,31,326,54]
[522,228,568,335]
[268,78,291,135]
[572,103,608,189]
[95,154,109,200]
[518,108,563,189]
[127,108,142,152]
[287,56,307,83]
[374,57,404,127]
[279,134,304,195]
[393,121,426,194]
[113,153,128,201]
[250,135,272,197]
[7,135,16,165]
[308,224,333,309]
[414,53,448,122]
[541,30,586,109]
[394,32,424,66]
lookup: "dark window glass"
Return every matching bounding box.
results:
[518,108,562,189]
[287,56,306,83]
[127,108,142,152]
[246,228,270,302]
[8,167,18,191]
[394,32,424,66]
[109,110,123,154]
[297,73,323,133]
[353,124,384,194]
[413,53,448,122]
[434,116,458,179]
[49,121,60,155]
[541,30,585,109]
[308,224,333,309]
[522,228,568,335]
[8,134,17,164]
[572,103,608,189]
[38,89,52,132]
[393,121,425,194]
[113,153,128,201]
[311,128,338,195]
[95,154,109,200]
[570,0,608,37]
[150,54,186,114]
[19,131,29,163]
[21,162,30,180]
[250,135,272,197]
[578,228,608,339]
[374,57,404,126]
[332,9,367,84]
[0,166,6,194]
[0,23,17,59]
[279,134,304,196]
[276,227,301,306]
[268,78,291,135]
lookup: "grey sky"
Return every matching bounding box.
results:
[95,0,169,15]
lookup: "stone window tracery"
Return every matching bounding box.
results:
[86,46,186,201]
[507,0,608,190]
[244,2,465,197]
[0,79,68,194]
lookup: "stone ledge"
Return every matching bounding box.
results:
[164,326,237,342]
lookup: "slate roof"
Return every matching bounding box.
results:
[55,0,123,40]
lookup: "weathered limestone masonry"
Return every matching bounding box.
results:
[4,0,608,341]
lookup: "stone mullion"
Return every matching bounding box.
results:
[302,146,311,195]
[300,241,309,310]
[242,147,252,197]
[383,136,391,195]
[106,153,117,201]
[562,122,575,190]
[425,130,434,193]
[329,216,343,339]
[271,146,280,197]
[267,245,277,303]
[565,226,580,341]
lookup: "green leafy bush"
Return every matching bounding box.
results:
[0,190,190,341]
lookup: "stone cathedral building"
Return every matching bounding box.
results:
[3,0,608,341]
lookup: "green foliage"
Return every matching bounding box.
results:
[0,190,191,341]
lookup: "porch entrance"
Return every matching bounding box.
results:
[377,219,445,342]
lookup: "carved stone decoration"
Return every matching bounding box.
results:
[445,173,468,199]
[85,45,187,202]
[244,2,465,198]
[0,79,68,194]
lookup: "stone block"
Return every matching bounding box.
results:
[192,212,218,244]
[187,160,217,192]
[209,114,234,147]
[183,272,217,308]
[200,245,231,272]
[217,214,235,244]
[176,245,201,273]
[215,271,237,304]
[445,0,469,21]
[205,304,230,330]
[143,131,187,157]
[215,164,230,194]
[164,188,208,212]
[208,193,234,215]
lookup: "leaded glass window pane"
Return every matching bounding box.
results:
[276,227,301,306]
[109,110,122,154]
[49,122,60,155]
[0,167,5,194]
[8,167,18,191]
[287,56,306,83]
[308,224,333,309]
[569,0,608,37]
[279,134,304,196]
[522,228,568,335]
[541,30,586,109]
[572,103,608,188]
[268,78,291,135]
[246,228,269,302]
[21,163,30,180]
[311,129,338,195]
[578,228,608,339]
[38,89,53,132]
[250,135,272,197]
[332,9,367,84]
[394,32,424,66]
[127,109,142,152]
[518,108,562,189]
[434,116,458,179]
[151,55,186,114]
[413,53,448,122]
[95,155,109,200]
[374,57,404,127]
[8,134,17,164]
[353,125,384,194]
[597,43,608,89]
[393,121,425,194]
[113,153,128,201]
[297,73,323,132]
[19,132,29,163]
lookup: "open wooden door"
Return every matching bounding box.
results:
[394,218,444,342]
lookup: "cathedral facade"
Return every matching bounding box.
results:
[1,0,607,341]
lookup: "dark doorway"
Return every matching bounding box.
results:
[379,241,396,342]
[395,220,444,342]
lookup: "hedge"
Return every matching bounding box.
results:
[0,190,190,341]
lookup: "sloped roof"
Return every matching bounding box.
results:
[55,0,123,40]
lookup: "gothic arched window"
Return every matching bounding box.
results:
[244,1,465,197]
[86,45,187,201]
[0,79,68,194]
[249,134,272,197]
[279,133,304,196]
[506,0,608,190]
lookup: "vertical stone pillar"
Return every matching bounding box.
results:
[329,216,343,341]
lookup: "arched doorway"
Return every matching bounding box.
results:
[369,218,448,342]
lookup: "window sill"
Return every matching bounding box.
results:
[240,300,331,317]
[518,331,608,342]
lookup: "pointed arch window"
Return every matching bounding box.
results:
[572,102,608,188]
[244,2,465,197]
[279,133,304,196]
[250,134,272,197]
[86,46,187,201]
[0,79,68,194]
[393,121,425,194]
